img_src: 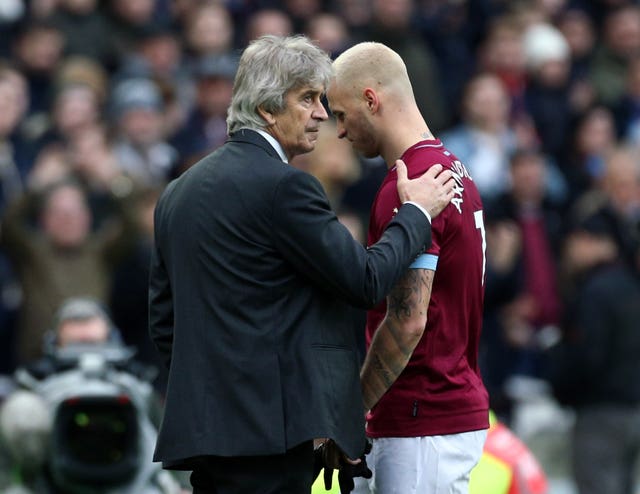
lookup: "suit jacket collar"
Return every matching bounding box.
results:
[229,129,285,162]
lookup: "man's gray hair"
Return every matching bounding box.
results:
[226,35,333,134]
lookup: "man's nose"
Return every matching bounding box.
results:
[313,100,328,120]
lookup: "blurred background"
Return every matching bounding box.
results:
[0,0,640,493]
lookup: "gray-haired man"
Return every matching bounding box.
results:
[149,35,455,493]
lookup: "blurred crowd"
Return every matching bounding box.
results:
[0,0,639,461]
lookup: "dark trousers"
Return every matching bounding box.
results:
[190,441,315,494]
[572,404,640,494]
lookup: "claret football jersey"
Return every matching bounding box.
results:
[365,139,489,437]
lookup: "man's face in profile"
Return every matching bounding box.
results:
[266,84,328,160]
[327,82,379,159]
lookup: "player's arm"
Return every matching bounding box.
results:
[360,267,435,411]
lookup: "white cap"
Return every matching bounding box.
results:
[523,23,570,70]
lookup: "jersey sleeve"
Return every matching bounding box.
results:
[369,180,401,244]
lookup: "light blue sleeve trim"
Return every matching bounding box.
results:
[409,253,438,270]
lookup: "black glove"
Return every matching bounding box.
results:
[336,441,372,493]
[318,440,372,494]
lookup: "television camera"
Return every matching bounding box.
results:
[1,341,180,494]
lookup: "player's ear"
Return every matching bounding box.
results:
[363,88,380,113]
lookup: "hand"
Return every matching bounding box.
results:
[318,440,372,493]
[336,441,372,493]
[396,161,455,220]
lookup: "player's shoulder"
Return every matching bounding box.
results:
[406,140,461,173]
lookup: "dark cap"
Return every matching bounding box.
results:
[193,54,238,81]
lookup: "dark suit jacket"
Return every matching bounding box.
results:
[149,129,431,467]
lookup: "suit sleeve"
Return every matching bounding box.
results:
[271,170,431,309]
[148,207,174,369]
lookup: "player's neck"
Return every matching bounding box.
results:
[381,117,434,168]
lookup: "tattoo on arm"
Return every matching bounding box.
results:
[361,269,435,410]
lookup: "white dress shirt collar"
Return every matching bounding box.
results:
[253,128,288,163]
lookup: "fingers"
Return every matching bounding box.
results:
[338,470,355,494]
[447,185,455,199]
[406,162,446,183]
[423,162,444,180]
[343,457,361,466]
[324,466,334,490]
[395,159,408,184]
[432,165,453,186]
[441,175,455,193]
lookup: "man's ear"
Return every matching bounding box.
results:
[258,106,276,125]
[363,88,380,114]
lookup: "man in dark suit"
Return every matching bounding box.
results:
[149,35,454,494]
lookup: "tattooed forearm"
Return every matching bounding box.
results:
[372,353,394,389]
[361,269,435,410]
[385,320,413,359]
[388,270,429,320]
[388,285,413,319]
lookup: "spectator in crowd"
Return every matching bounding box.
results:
[281,0,323,33]
[441,72,535,200]
[614,55,640,145]
[415,0,489,113]
[557,8,597,83]
[170,54,237,173]
[481,203,523,419]
[65,123,127,198]
[0,64,39,374]
[183,2,235,61]
[481,148,566,420]
[589,4,640,107]
[11,19,65,119]
[54,55,109,109]
[304,12,352,59]
[361,0,449,133]
[572,145,640,273]
[477,14,529,122]
[522,23,578,162]
[0,64,30,211]
[243,9,294,43]
[110,78,179,188]
[546,206,640,494]
[0,0,24,57]
[49,0,111,66]
[0,178,135,364]
[562,103,618,204]
[599,147,640,270]
[32,81,102,155]
[104,0,160,69]
[113,24,192,134]
[331,0,371,39]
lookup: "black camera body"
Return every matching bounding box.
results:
[11,344,178,494]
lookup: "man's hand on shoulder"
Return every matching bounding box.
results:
[396,160,455,220]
